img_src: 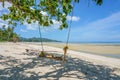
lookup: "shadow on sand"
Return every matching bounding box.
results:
[0,52,120,80]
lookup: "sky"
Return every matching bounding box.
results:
[0,0,120,42]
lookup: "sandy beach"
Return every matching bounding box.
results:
[44,42,120,59]
[0,42,120,80]
[43,42,120,54]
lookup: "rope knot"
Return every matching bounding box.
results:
[63,46,68,54]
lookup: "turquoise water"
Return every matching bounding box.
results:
[70,42,120,45]
[78,50,120,59]
[102,54,120,59]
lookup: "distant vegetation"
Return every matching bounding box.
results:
[19,37,60,42]
[0,26,19,42]
[0,25,60,42]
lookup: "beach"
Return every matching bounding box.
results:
[0,42,120,80]
[43,42,120,58]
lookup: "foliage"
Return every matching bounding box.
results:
[0,0,103,30]
[0,26,19,42]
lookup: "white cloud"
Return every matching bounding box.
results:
[20,29,27,32]
[40,11,47,16]
[74,11,120,32]
[24,21,39,30]
[29,7,48,16]
[52,19,61,28]
[0,1,12,10]
[0,1,11,15]
[86,11,120,31]
[52,20,61,25]
[67,16,80,21]
[72,11,120,41]
[30,7,34,10]
[0,1,11,27]
[24,19,62,33]
[24,21,51,33]
[0,19,8,28]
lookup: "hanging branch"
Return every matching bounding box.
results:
[0,0,103,29]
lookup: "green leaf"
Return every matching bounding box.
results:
[50,20,53,24]
[27,19,31,24]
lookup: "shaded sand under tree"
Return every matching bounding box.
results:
[0,42,120,80]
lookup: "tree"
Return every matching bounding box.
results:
[0,0,103,30]
[0,25,19,42]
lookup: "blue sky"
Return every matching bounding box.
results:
[0,0,120,42]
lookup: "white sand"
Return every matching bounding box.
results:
[0,42,120,80]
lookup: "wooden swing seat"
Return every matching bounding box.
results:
[39,51,64,61]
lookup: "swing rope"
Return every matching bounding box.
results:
[63,1,75,64]
[38,24,44,52]
[35,0,44,52]
[35,0,75,63]
[66,2,75,47]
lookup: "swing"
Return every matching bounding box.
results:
[33,0,75,63]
